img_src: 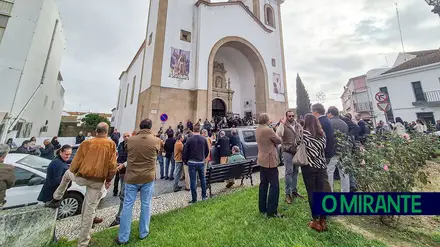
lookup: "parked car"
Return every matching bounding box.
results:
[3,153,107,219]
[210,127,284,167]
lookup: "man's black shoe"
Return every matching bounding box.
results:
[173,186,182,192]
[267,213,284,218]
[114,237,126,245]
[160,176,165,179]
[45,199,61,209]
[165,176,169,180]
[188,200,196,204]
[113,192,118,197]
[169,177,174,181]
[109,220,120,227]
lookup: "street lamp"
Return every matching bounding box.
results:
[424,0,440,17]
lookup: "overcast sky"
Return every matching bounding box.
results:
[57,0,440,113]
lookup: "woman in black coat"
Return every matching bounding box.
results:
[38,145,72,203]
[51,136,61,150]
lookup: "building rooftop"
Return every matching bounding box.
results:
[382,49,440,75]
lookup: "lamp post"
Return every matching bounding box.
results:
[424,0,440,17]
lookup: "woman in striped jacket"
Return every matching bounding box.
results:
[301,113,328,232]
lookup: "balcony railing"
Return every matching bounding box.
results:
[424,90,440,102]
[0,0,14,16]
[354,101,373,112]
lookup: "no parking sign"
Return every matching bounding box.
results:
[160,113,168,123]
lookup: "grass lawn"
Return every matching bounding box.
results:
[51,180,386,247]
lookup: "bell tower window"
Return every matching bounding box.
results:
[264,4,275,28]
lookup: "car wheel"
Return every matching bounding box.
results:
[57,192,83,219]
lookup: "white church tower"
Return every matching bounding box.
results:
[113,0,289,134]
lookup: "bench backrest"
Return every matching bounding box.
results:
[207,160,254,184]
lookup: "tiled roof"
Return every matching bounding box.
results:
[382,49,440,75]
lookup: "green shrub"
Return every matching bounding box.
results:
[336,132,440,193]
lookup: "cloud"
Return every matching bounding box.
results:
[57,0,440,113]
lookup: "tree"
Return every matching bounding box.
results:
[81,113,110,128]
[296,73,311,118]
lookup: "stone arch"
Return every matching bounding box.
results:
[207,36,269,119]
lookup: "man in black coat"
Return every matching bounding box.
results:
[75,131,85,144]
[16,141,30,154]
[216,131,230,164]
[110,133,130,227]
[40,139,55,160]
[164,133,176,180]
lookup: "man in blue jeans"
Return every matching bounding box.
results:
[115,119,160,245]
[182,123,209,204]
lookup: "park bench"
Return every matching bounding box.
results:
[206,160,255,197]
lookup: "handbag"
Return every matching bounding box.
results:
[292,130,309,166]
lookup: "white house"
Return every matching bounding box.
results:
[367,49,440,124]
[112,0,289,134]
[0,0,66,141]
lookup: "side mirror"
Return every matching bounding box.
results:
[28,177,45,186]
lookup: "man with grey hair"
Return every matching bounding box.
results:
[0,144,15,209]
[47,122,117,247]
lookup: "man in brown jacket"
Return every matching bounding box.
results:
[173,134,184,192]
[116,119,160,245]
[256,113,283,218]
[0,144,15,209]
[47,122,117,247]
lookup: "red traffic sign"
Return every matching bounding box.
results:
[377,102,391,112]
[160,113,168,122]
[375,92,389,102]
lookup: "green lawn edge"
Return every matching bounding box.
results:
[50,181,387,247]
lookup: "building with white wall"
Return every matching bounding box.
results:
[113,0,289,133]
[0,0,66,140]
[341,75,373,120]
[367,49,440,124]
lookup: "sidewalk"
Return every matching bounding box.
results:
[55,167,286,240]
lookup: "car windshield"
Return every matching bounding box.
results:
[16,155,51,173]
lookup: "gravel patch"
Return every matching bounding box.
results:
[55,167,286,240]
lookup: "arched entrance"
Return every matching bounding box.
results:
[212,98,226,117]
[207,36,268,120]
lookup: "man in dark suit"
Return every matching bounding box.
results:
[311,103,334,193]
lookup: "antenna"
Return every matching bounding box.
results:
[378,53,389,67]
[395,2,406,61]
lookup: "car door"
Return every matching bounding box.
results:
[4,166,44,209]
[241,130,258,160]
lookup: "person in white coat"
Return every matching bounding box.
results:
[392,117,406,137]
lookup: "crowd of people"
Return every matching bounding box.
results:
[1,105,436,246]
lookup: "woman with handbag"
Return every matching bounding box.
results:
[300,113,328,232]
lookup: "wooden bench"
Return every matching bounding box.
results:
[206,160,255,197]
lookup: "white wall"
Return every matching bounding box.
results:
[214,47,256,117]
[368,64,440,123]
[159,0,197,90]
[195,2,285,102]
[0,0,66,138]
[140,0,159,92]
[114,49,144,136]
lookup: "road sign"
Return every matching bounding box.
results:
[377,102,391,112]
[160,113,168,122]
[375,92,389,102]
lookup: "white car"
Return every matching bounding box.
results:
[3,154,107,219]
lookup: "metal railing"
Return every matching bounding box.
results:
[424,90,440,102]
[0,0,13,16]
[354,101,373,112]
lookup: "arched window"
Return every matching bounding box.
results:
[264,4,275,28]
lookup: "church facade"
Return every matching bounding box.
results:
[113,0,288,134]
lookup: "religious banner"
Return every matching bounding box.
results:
[273,73,284,94]
[169,47,190,80]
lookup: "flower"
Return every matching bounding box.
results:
[383,164,389,171]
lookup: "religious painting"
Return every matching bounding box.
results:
[169,47,190,80]
[272,73,284,94]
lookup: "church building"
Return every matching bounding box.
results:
[113,0,289,134]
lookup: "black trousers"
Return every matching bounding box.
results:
[301,165,327,220]
[258,167,279,216]
[113,171,120,195]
